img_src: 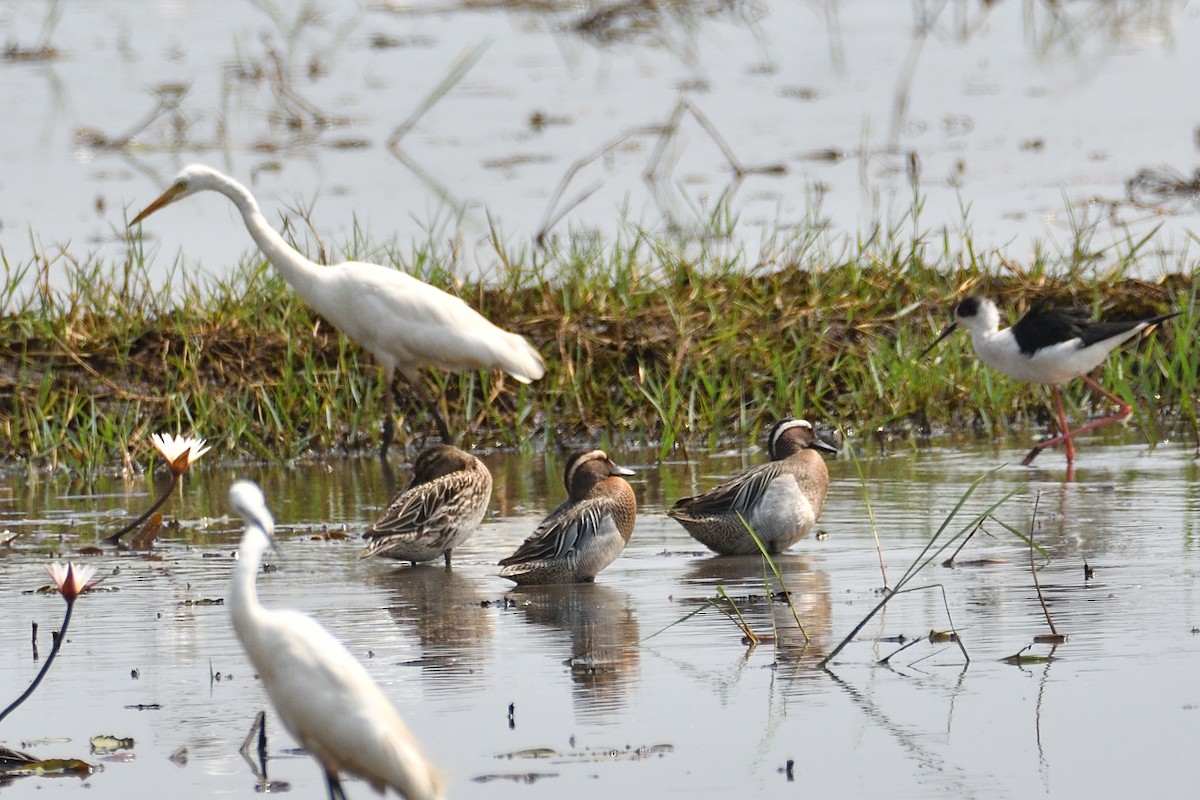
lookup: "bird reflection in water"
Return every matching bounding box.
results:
[684,553,832,674]
[509,583,640,720]
[363,565,492,689]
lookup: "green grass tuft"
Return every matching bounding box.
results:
[0,216,1196,474]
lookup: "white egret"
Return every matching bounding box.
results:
[131,165,546,453]
[227,480,445,800]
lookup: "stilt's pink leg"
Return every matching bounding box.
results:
[1023,385,1074,465]
[1057,386,1076,463]
[1078,375,1133,412]
[1022,376,1132,466]
[1056,375,1132,438]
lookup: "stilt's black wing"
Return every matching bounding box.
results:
[1010,302,1093,355]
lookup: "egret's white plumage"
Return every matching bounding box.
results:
[132,165,545,451]
[923,296,1179,465]
[227,480,444,800]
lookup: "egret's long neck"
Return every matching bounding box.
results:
[216,179,326,302]
[229,529,270,644]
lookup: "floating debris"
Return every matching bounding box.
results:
[18,738,68,749]
[129,513,163,550]
[1033,633,1068,645]
[483,154,555,170]
[0,757,93,777]
[1127,166,1200,206]
[3,44,60,62]
[0,745,36,769]
[473,772,559,784]
[90,735,134,755]
[497,748,556,760]
[796,148,849,162]
[942,558,1005,568]
[494,744,673,764]
[1000,646,1055,666]
[29,580,114,596]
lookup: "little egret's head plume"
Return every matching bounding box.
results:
[132,165,545,454]
[226,480,445,800]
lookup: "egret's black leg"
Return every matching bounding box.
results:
[428,401,453,445]
[410,373,453,444]
[381,416,395,459]
[380,371,398,459]
[325,769,348,800]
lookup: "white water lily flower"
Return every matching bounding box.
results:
[44,562,102,602]
[150,433,211,476]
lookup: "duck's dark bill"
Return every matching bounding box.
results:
[812,437,839,455]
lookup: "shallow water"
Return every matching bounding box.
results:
[2,436,1199,797]
[3,0,1199,295]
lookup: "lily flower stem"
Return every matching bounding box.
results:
[104,472,181,545]
[0,599,75,724]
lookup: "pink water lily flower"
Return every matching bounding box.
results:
[150,433,211,476]
[0,561,104,723]
[44,562,103,601]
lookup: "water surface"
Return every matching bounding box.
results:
[2,437,1199,797]
[2,0,1198,295]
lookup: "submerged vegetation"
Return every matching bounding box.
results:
[0,216,1196,473]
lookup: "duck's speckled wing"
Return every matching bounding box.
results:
[499,501,611,566]
[368,476,458,534]
[670,463,783,520]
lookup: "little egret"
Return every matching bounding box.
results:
[131,165,546,453]
[921,296,1179,465]
[227,480,445,800]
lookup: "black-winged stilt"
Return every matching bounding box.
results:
[921,296,1179,465]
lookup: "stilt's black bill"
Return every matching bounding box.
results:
[918,322,959,360]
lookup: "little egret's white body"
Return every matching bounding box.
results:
[227,480,444,800]
[922,296,1179,465]
[132,166,545,451]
